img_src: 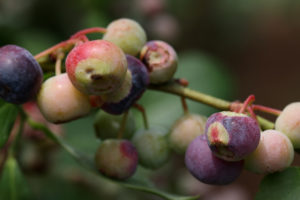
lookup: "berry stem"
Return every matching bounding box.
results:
[239,95,255,113]
[117,111,129,139]
[149,81,275,130]
[55,51,64,75]
[134,104,149,129]
[181,97,189,115]
[252,105,282,116]
[70,27,107,39]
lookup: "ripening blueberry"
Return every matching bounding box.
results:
[37,73,91,123]
[65,40,127,95]
[245,130,294,174]
[169,113,206,154]
[0,45,43,104]
[101,55,149,115]
[94,139,138,180]
[140,40,177,84]
[275,102,300,149]
[205,111,260,161]
[93,110,136,140]
[103,18,147,56]
[185,135,243,185]
[132,127,170,169]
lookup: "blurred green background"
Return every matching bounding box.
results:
[1,0,300,199]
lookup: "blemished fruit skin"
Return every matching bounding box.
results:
[103,18,147,56]
[169,113,206,154]
[0,45,43,104]
[245,130,294,174]
[205,111,260,161]
[132,127,170,169]
[140,40,177,84]
[185,135,243,185]
[101,55,149,115]
[94,139,138,180]
[37,73,91,123]
[65,40,127,95]
[275,102,300,149]
[94,110,136,140]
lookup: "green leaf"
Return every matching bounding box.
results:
[27,119,199,200]
[255,167,300,200]
[0,155,32,200]
[0,103,19,147]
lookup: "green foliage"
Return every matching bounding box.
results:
[255,167,300,200]
[0,103,19,147]
[0,155,32,200]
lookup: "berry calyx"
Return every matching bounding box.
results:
[0,45,43,104]
[66,40,127,95]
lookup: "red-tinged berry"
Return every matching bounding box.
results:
[103,18,147,56]
[205,111,260,161]
[0,45,43,104]
[66,40,127,95]
[140,40,177,84]
[94,139,138,180]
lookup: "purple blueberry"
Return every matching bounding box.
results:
[101,55,149,115]
[185,135,243,185]
[0,45,43,104]
[94,139,138,180]
[205,111,260,161]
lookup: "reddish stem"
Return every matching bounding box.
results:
[70,27,107,39]
[239,95,255,113]
[117,111,129,139]
[252,105,282,116]
[247,106,257,121]
[181,97,189,115]
[134,104,149,129]
[175,78,189,87]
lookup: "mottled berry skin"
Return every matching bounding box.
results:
[169,113,207,154]
[132,127,170,169]
[245,130,294,174]
[94,110,136,140]
[94,139,138,180]
[185,135,243,185]
[101,55,149,115]
[0,45,43,104]
[275,102,300,149]
[140,40,177,84]
[205,111,260,161]
[103,18,147,56]
[37,73,91,123]
[66,40,127,95]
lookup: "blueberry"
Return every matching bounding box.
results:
[101,55,149,115]
[0,45,43,104]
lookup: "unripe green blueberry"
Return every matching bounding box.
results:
[245,130,294,174]
[95,139,138,180]
[93,110,136,140]
[103,18,147,56]
[140,40,178,84]
[66,40,127,95]
[275,102,300,148]
[169,113,206,154]
[37,73,91,123]
[132,127,170,169]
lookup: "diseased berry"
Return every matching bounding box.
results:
[94,110,136,140]
[0,45,43,104]
[94,139,138,180]
[185,135,243,185]
[103,18,147,56]
[245,130,294,174]
[101,55,149,115]
[66,40,127,95]
[275,102,300,149]
[169,113,206,154]
[132,127,170,169]
[205,111,260,161]
[140,40,177,84]
[37,73,91,123]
